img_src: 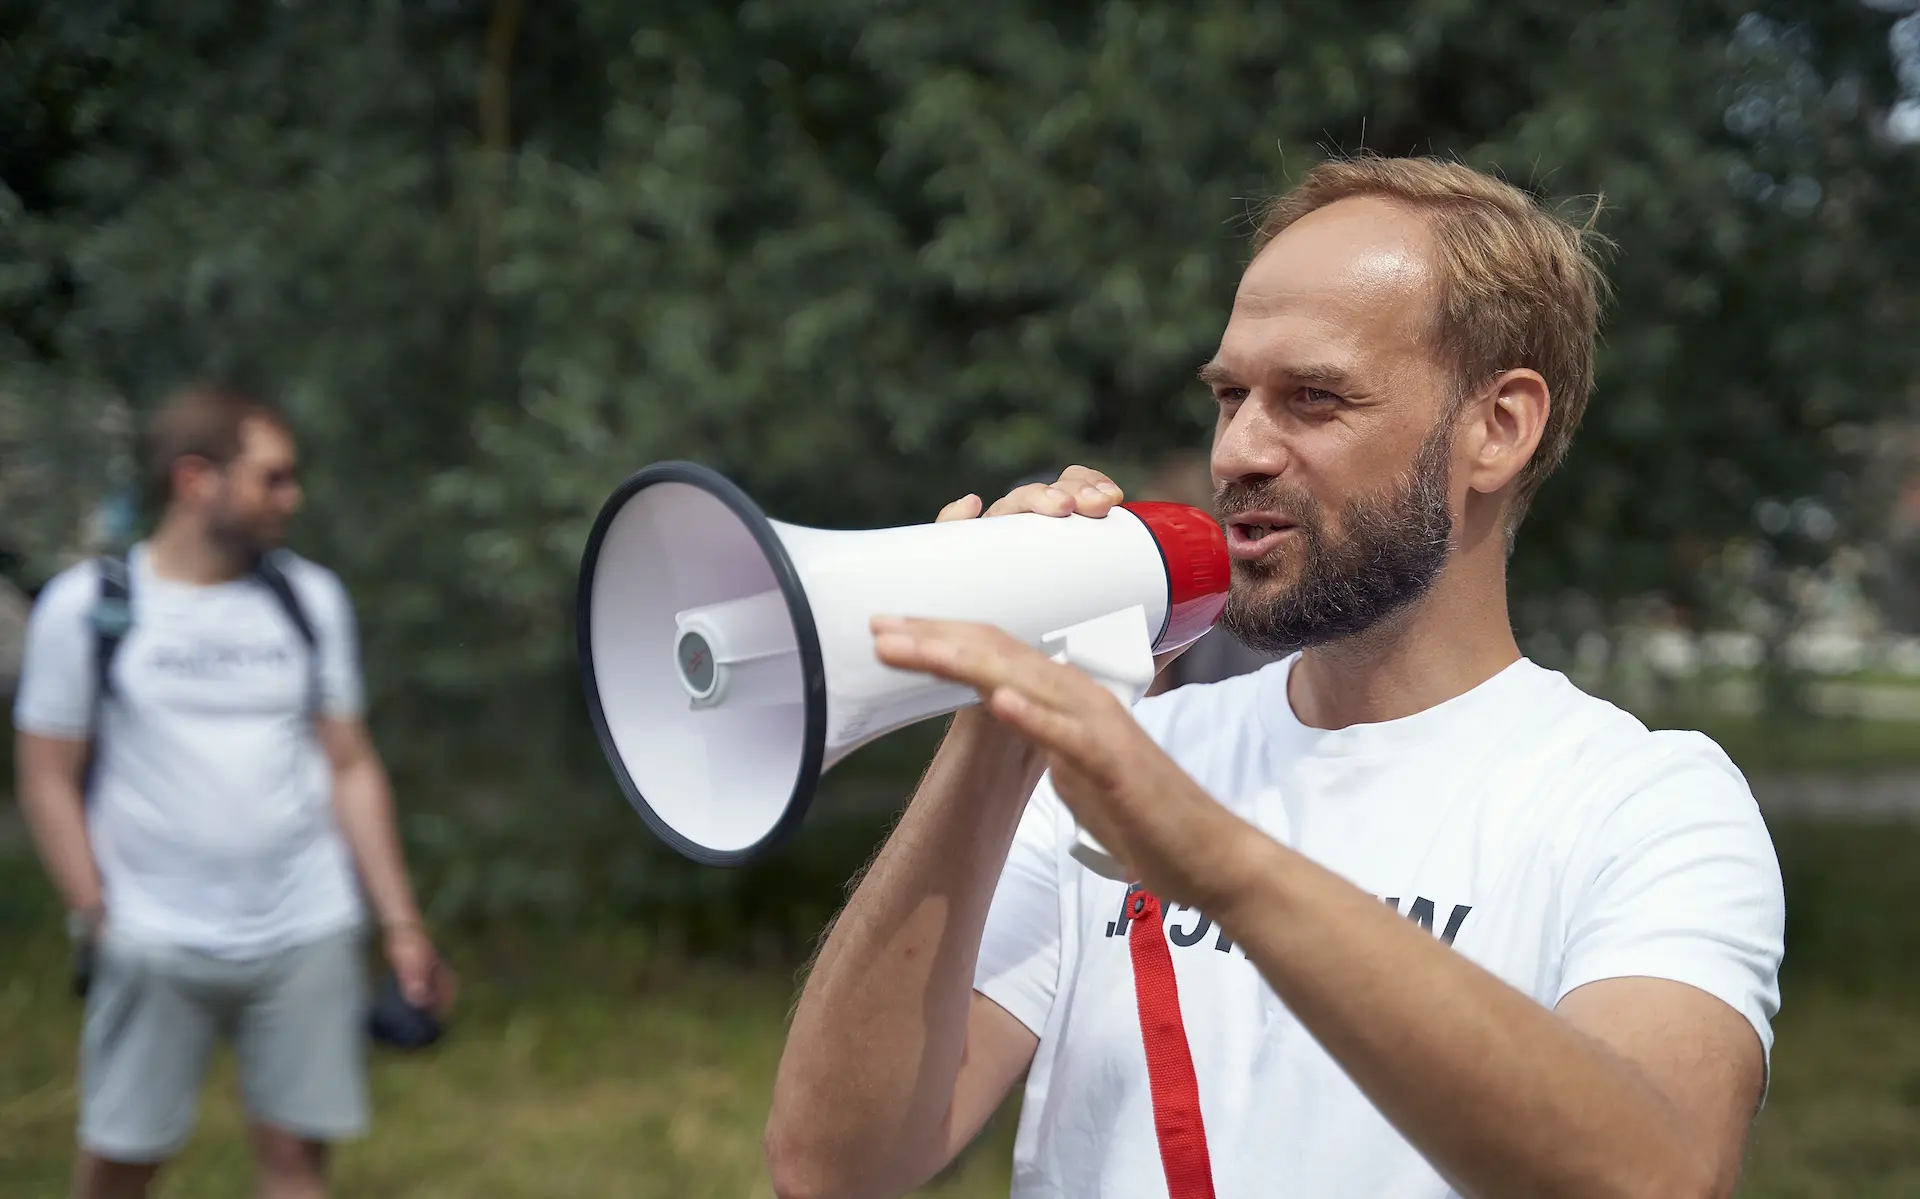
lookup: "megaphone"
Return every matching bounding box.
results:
[576,461,1229,871]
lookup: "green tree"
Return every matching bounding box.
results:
[2,0,1916,917]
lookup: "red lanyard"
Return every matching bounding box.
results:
[1126,890,1218,1199]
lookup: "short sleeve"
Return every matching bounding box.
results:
[12,566,100,740]
[1555,733,1785,1061]
[973,774,1067,1037]
[294,562,365,720]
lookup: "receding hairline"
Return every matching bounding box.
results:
[236,408,295,446]
[1227,195,1457,371]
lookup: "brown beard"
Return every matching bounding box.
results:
[1216,418,1454,655]
[207,502,284,559]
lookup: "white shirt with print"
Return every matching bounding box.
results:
[974,655,1784,1199]
[13,543,367,958]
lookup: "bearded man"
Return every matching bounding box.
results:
[764,156,1784,1199]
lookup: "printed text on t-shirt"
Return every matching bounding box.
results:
[1102,882,1473,955]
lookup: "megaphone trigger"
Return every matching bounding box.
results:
[1041,605,1157,706]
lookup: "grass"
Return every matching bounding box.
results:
[2,817,1919,1197]
[0,925,1019,1198]
[1744,987,1920,1198]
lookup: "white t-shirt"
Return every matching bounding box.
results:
[13,544,367,958]
[974,655,1784,1199]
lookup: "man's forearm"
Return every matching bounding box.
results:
[766,712,1045,1199]
[1214,838,1717,1199]
[17,773,103,916]
[331,759,422,929]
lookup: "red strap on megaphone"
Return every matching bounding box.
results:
[1126,889,1218,1199]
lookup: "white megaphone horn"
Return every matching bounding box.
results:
[576,461,1229,875]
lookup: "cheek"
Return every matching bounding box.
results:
[1271,429,1353,508]
[1308,420,1414,500]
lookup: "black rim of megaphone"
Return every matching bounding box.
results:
[575,460,828,868]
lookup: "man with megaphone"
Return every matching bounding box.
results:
[763,156,1783,1199]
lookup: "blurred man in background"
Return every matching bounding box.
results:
[12,385,450,1199]
[769,157,1784,1199]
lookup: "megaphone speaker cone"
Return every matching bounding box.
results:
[576,462,826,866]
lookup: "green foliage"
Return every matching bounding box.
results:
[2,1,1917,898]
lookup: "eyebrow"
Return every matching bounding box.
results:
[1197,360,1357,390]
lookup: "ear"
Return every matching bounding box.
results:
[170,454,218,505]
[1460,368,1549,498]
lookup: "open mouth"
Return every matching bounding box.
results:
[1226,520,1298,560]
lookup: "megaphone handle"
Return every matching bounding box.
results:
[1064,676,1143,882]
[1040,608,1155,883]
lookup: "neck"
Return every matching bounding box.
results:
[145,512,252,585]
[1286,521,1520,730]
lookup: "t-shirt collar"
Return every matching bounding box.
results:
[1256,651,1549,760]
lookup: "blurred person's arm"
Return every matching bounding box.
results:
[318,718,419,931]
[15,733,103,924]
[11,568,106,929]
[319,716,449,1009]
[307,564,450,1010]
[766,469,1137,1199]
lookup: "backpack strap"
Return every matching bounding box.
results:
[82,555,134,801]
[249,551,322,716]
[88,555,133,711]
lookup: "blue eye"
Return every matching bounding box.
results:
[1302,388,1340,405]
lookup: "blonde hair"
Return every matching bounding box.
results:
[1256,155,1610,528]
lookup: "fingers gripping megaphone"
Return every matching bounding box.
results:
[575,462,1229,875]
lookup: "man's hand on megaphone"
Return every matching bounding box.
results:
[871,616,1263,914]
[935,466,1191,676]
[936,463,1128,524]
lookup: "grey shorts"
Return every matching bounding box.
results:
[79,925,369,1163]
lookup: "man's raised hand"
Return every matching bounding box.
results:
[935,465,1128,524]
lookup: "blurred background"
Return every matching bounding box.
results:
[3,0,1920,1194]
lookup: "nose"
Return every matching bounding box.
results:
[1211,393,1290,485]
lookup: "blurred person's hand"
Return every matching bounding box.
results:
[67,903,105,1000]
[384,922,456,1015]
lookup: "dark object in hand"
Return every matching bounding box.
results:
[72,939,95,1001]
[367,968,444,1050]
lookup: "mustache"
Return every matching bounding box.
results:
[1212,479,1316,529]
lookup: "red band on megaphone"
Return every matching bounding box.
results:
[1120,502,1230,651]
